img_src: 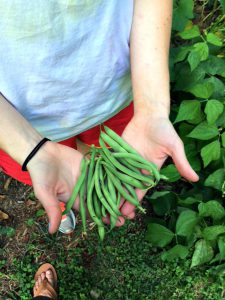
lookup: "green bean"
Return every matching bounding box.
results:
[93,189,102,219]
[99,137,153,186]
[64,158,89,214]
[102,163,146,213]
[116,191,121,207]
[100,165,117,230]
[101,205,107,218]
[100,131,126,153]
[116,156,142,174]
[87,154,106,241]
[87,145,97,188]
[94,158,119,219]
[100,132,148,174]
[98,225,105,241]
[123,182,139,204]
[100,160,148,190]
[109,176,139,210]
[112,152,160,182]
[107,176,117,204]
[99,161,122,216]
[101,130,160,181]
[79,178,86,234]
[110,215,117,230]
[87,174,104,227]
[105,174,118,230]
[104,125,142,155]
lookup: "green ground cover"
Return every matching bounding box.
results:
[2,212,225,300]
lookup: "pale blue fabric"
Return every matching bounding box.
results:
[0,1,134,141]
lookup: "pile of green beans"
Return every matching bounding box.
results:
[63,125,163,241]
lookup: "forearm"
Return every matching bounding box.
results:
[130,0,173,117]
[0,93,43,165]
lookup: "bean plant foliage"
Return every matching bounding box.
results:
[146,0,225,269]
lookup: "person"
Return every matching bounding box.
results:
[0,1,199,234]
[32,263,58,300]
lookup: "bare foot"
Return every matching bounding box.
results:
[33,269,55,298]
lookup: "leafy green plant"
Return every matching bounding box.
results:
[146,0,225,268]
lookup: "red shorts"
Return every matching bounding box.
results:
[0,102,134,186]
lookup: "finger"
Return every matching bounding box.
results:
[171,142,199,182]
[120,201,135,217]
[34,188,62,234]
[73,195,80,211]
[59,194,80,211]
[125,211,135,220]
[118,197,126,209]
[102,215,125,227]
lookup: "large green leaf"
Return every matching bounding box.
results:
[207,33,223,47]
[205,77,225,99]
[220,0,225,13]
[178,196,201,206]
[146,223,174,247]
[191,239,214,268]
[174,64,205,91]
[179,24,201,40]
[174,100,203,124]
[176,210,199,238]
[204,169,225,191]
[198,200,225,221]
[218,236,225,259]
[200,140,221,167]
[186,82,214,99]
[222,133,225,148]
[184,142,198,158]
[217,110,225,127]
[188,121,219,140]
[188,155,202,172]
[188,51,201,72]
[161,245,189,262]
[210,236,225,263]
[188,42,209,71]
[148,191,177,216]
[201,55,225,77]
[160,164,181,182]
[172,0,194,31]
[174,46,191,63]
[203,225,225,241]
[205,100,224,125]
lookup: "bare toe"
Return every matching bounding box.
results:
[41,272,46,281]
[46,270,54,287]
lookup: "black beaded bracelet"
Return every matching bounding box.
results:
[22,138,51,171]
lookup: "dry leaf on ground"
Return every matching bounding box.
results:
[0,210,9,220]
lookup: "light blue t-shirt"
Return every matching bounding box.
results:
[0,1,133,141]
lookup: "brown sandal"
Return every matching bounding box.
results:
[33,263,58,300]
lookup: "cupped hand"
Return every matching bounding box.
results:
[27,141,83,234]
[114,113,199,222]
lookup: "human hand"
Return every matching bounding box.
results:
[27,142,83,234]
[116,113,199,220]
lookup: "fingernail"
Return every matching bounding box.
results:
[48,223,51,230]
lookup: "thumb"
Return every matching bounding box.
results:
[34,188,62,234]
[171,141,199,182]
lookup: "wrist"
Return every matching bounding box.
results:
[26,140,56,171]
[133,98,170,119]
[8,131,44,166]
[22,138,51,171]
